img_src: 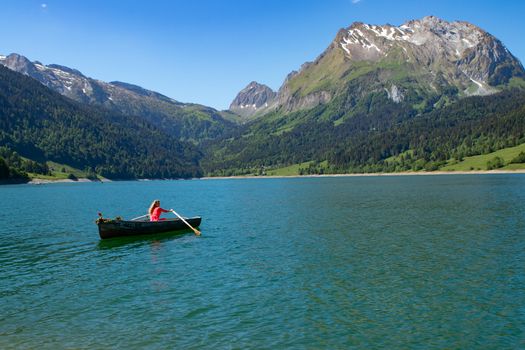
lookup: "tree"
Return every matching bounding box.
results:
[0,157,9,179]
[511,152,525,164]
[487,156,505,170]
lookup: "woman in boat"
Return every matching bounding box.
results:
[148,200,172,222]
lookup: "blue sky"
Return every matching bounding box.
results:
[1,0,524,110]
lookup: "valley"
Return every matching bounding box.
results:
[1,16,525,182]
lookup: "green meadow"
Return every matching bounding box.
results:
[441,143,525,171]
[266,161,314,176]
[265,143,525,176]
[28,161,103,181]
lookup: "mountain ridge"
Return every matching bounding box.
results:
[0,53,238,141]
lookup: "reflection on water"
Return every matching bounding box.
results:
[96,229,195,250]
[0,175,524,349]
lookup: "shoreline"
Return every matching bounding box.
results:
[27,178,110,185]
[201,169,525,180]
[19,169,525,184]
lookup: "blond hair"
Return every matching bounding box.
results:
[148,200,160,216]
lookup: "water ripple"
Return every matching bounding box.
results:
[0,176,524,349]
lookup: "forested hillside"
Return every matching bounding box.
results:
[0,147,33,183]
[202,89,525,175]
[0,65,202,179]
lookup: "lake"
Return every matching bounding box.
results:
[1,175,524,349]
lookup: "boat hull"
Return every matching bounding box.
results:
[97,217,202,239]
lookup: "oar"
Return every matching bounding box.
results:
[171,210,201,236]
[131,214,149,221]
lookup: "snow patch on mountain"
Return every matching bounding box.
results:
[340,16,488,60]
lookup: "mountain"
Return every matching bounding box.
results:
[229,81,277,119]
[209,16,525,175]
[284,15,525,112]
[2,16,524,179]
[230,16,525,117]
[0,53,235,141]
[0,64,202,179]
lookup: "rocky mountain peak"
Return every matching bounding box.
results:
[0,53,40,76]
[275,15,524,112]
[229,81,277,118]
[339,16,489,62]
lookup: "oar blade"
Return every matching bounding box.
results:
[171,210,201,236]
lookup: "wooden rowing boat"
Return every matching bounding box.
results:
[97,217,202,239]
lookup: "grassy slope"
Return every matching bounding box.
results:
[286,47,348,97]
[440,143,525,171]
[264,143,525,175]
[266,161,314,176]
[273,47,433,132]
[27,161,105,180]
[266,161,330,176]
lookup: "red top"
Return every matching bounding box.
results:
[150,207,169,221]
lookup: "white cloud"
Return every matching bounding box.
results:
[352,0,362,4]
[41,3,47,9]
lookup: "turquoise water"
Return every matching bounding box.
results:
[0,175,524,349]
